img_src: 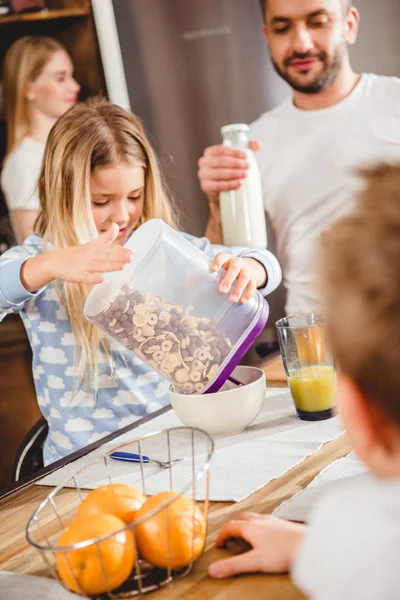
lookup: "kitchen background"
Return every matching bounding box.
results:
[0,0,399,488]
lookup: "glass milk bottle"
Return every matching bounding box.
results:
[219,124,267,248]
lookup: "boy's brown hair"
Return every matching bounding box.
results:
[322,164,400,428]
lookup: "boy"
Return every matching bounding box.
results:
[208,164,400,600]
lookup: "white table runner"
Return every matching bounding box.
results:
[38,388,342,502]
[273,452,368,522]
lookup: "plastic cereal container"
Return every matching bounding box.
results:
[84,219,269,394]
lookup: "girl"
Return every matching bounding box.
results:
[1,36,80,242]
[0,99,282,465]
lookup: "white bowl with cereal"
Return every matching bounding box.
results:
[168,365,266,437]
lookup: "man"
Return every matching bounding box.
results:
[198,0,400,315]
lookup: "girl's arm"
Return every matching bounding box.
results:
[0,245,44,320]
[20,224,132,292]
[0,225,132,320]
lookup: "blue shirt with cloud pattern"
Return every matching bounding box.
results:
[0,232,281,465]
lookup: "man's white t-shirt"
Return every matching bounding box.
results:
[1,137,45,212]
[250,73,400,315]
[292,475,400,600]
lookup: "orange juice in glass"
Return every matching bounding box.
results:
[276,314,336,421]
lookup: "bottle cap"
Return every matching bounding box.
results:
[221,123,249,136]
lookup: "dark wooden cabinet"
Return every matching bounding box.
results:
[0,0,107,487]
[0,0,107,252]
[0,315,41,487]
[0,0,106,101]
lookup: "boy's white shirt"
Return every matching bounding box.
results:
[293,474,400,600]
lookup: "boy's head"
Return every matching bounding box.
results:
[323,164,400,476]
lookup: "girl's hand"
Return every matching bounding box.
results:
[211,253,267,303]
[208,513,306,578]
[50,224,132,284]
[21,224,132,292]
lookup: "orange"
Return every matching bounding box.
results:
[56,513,135,595]
[76,483,145,525]
[134,491,206,570]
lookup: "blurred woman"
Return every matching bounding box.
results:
[1,36,80,242]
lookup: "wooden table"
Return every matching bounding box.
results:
[0,354,349,599]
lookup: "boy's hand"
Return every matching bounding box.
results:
[49,223,132,284]
[208,513,306,578]
[211,254,267,303]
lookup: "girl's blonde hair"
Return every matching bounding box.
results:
[36,98,179,385]
[3,36,66,158]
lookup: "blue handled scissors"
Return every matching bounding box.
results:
[109,451,182,469]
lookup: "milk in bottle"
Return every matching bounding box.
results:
[219,123,267,249]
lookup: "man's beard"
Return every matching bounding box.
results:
[272,44,345,95]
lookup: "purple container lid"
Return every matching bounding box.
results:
[201,297,269,394]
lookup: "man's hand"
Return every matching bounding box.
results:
[198,141,260,204]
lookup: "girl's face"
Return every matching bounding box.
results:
[26,50,80,119]
[91,163,145,245]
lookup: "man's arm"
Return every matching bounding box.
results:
[205,201,223,244]
[9,210,38,244]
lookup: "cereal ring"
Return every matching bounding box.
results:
[161,340,172,353]
[132,329,145,342]
[147,345,161,353]
[189,370,201,383]
[153,350,165,362]
[147,313,158,326]
[195,349,208,362]
[182,382,195,393]
[191,359,204,372]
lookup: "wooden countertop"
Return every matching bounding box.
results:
[0,354,349,598]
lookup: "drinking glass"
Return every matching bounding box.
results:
[276,313,336,421]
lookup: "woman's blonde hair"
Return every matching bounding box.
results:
[3,36,66,158]
[35,98,179,386]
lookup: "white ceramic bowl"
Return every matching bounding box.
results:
[168,365,266,437]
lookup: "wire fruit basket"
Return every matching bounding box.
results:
[26,427,214,598]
